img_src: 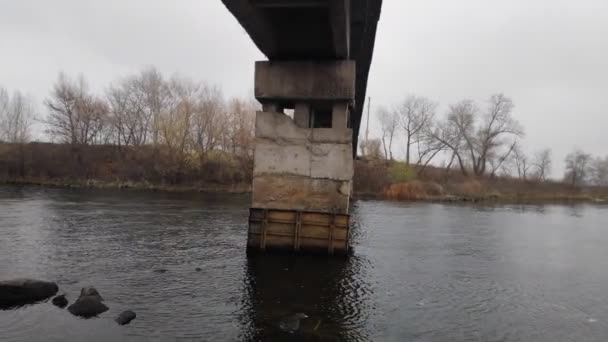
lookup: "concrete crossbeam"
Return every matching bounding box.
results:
[254,60,356,103]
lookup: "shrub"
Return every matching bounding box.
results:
[384,181,427,200]
[388,162,416,183]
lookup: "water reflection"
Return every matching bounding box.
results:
[566,204,585,218]
[242,254,373,341]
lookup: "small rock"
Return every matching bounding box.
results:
[79,287,103,301]
[67,287,108,318]
[153,269,167,274]
[0,279,58,309]
[52,294,68,308]
[115,310,137,325]
[195,267,202,272]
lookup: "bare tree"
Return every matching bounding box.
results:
[0,88,35,143]
[430,100,476,175]
[139,67,169,146]
[160,77,198,154]
[107,75,151,147]
[433,94,523,176]
[0,87,8,141]
[511,143,531,180]
[223,97,257,158]
[532,148,552,181]
[362,138,383,160]
[590,156,608,186]
[489,140,517,177]
[377,106,397,160]
[44,73,108,145]
[413,119,446,174]
[564,149,592,187]
[395,95,437,164]
[191,84,224,163]
[473,94,523,175]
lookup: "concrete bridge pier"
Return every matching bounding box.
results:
[221,0,382,255]
[247,60,356,254]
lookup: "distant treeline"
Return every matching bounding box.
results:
[361,94,608,188]
[1,67,257,188]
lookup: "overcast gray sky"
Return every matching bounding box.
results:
[1,0,606,176]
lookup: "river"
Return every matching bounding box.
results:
[1,185,607,341]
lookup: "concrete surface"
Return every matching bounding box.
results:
[255,61,356,103]
[252,111,353,213]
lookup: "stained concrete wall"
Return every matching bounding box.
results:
[252,111,353,213]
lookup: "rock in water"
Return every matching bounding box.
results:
[79,287,103,301]
[67,287,108,318]
[279,313,309,333]
[115,310,137,325]
[52,294,68,308]
[0,279,59,309]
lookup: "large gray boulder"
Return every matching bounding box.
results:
[0,278,58,309]
[67,287,108,318]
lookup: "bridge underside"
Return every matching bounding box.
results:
[222,0,382,151]
[222,0,382,254]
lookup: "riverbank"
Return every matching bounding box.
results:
[0,177,251,194]
[356,190,608,204]
[354,159,608,204]
[3,177,607,205]
[2,143,607,204]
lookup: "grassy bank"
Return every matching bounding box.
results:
[354,159,608,204]
[2,143,607,204]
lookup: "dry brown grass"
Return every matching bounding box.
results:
[354,158,608,203]
[0,142,252,188]
[384,181,427,200]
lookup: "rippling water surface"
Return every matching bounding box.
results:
[1,185,608,341]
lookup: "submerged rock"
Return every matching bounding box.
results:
[115,310,137,325]
[67,287,108,318]
[279,313,309,333]
[0,278,59,309]
[153,269,167,274]
[195,267,202,272]
[52,294,68,308]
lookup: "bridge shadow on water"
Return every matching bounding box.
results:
[240,253,374,342]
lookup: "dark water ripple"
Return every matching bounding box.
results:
[1,186,608,341]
